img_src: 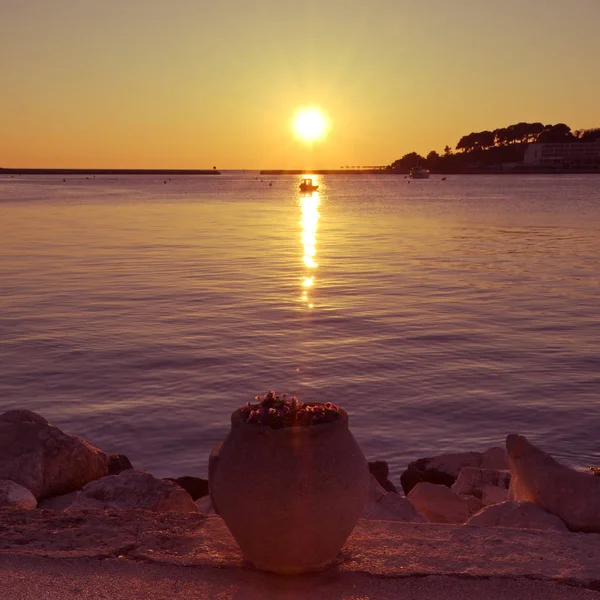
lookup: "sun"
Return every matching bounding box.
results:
[292,107,329,143]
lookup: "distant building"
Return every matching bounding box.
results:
[524,140,600,168]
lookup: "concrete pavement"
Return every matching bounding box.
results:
[0,509,599,598]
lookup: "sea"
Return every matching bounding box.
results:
[1,172,599,480]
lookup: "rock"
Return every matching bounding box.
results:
[507,471,527,502]
[591,467,600,477]
[481,446,510,470]
[482,485,509,506]
[81,470,198,512]
[38,490,105,511]
[407,482,483,524]
[375,493,426,522]
[506,434,600,533]
[0,479,37,510]
[108,454,133,475]
[451,467,511,505]
[366,473,387,504]
[368,461,398,493]
[195,495,216,515]
[208,441,223,514]
[165,476,209,501]
[0,410,109,500]
[363,476,425,522]
[467,501,568,532]
[0,410,47,426]
[38,491,82,510]
[400,446,508,495]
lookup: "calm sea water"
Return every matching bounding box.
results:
[1,172,599,480]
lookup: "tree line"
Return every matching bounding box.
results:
[388,122,600,173]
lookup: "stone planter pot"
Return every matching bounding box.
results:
[209,406,369,575]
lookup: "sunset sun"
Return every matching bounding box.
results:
[292,107,329,143]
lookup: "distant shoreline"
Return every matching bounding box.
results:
[2,168,599,176]
[261,169,385,175]
[0,168,220,175]
[260,168,600,175]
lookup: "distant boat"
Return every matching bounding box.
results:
[299,178,319,192]
[409,167,430,179]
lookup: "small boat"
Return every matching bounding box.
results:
[299,178,319,192]
[409,167,430,179]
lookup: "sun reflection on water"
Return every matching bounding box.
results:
[300,188,320,308]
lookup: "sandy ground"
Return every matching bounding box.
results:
[0,554,598,600]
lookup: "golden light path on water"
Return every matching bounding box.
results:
[300,188,320,309]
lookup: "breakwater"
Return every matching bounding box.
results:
[0,168,220,175]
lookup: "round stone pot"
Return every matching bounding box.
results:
[209,407,369,575]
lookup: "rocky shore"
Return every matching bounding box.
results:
[1,409,599,598]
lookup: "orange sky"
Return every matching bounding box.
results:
[1,0,599,169]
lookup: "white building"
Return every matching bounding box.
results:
[524,140,600,167]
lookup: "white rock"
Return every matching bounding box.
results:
[407,482,483,524]
[481,485,509,506]
[195,495,216,515]
[362,476,425,522]
[0,410,109,500]
[506,434,600,533]
[367,474,387,503]
[481,447,509,470]
[363,491,426,522]
[507,472,529,502]
[467,501,568,532]
[451,467,511,506]
[401,446,509,494]
[0,479,37,510]
[80,470,198,513]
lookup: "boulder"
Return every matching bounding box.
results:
[400,447,508,494]
[363,475,424,522]
[368,461,398,493]
[467,501,568,532]
[481,446,510,469]
[195,495,216,515]
[108,454,133,475]
[0,479,37,510]
[506,434,600,533]
[451,467,511,506]
[81,469,198,512]
[0,410,109,500]
[482,485,509,506]
[407,482,483,524]
[165,476,209,501]
[208,441,223,514]
[366,473,387,504]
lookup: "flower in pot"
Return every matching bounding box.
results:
[209,391,369,575]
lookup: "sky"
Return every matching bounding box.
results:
[1,0,599,170]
